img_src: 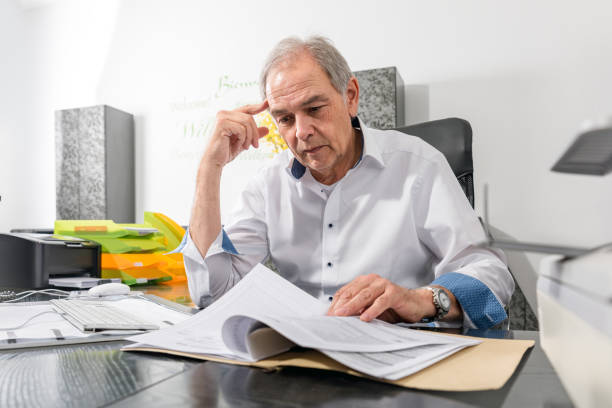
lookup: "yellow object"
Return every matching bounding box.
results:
[55,219,136,238]
[144,212,185,251]
[255,110,288,154]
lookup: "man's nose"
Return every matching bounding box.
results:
[295,114,313,141]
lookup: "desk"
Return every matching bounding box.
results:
[0,329,572,407]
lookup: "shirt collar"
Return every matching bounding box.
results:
[287,116,384,180]
[290,155,307,179]
[356,117,385,168]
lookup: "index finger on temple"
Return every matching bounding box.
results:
[237,100,269,115]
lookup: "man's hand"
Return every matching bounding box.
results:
[203,101,270,167]
[326,274,461,323]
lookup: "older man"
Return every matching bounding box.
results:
[181,36,514,328]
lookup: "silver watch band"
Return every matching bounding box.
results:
[425,286,449,320]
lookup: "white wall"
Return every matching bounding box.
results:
[0,0,31,230]
[2,0,612,262]
[0,0,120,230]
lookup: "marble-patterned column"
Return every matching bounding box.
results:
[353,67,405,129]
[55,105,134,222]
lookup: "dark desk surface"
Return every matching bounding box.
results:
[0,329,573,408]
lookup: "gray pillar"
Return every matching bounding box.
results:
[353,67,405,129]
[55,105,134,222]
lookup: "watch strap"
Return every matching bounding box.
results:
[425,286,449,320]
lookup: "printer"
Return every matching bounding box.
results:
[0,233,100,289]
[538,248,612,408]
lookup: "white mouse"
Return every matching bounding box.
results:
[88,282,131,297]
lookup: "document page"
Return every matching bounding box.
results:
[126,264,328,359]
[223,314,476,353]
[323,342,476,380]
[110,298,191,327]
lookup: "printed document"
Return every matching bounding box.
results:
[126,264,479,379]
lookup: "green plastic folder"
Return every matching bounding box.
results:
[54,220,166,254]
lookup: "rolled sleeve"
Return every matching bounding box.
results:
[433,272,508,329]
[180,228,240,308]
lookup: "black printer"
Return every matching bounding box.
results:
[0,233,100,288]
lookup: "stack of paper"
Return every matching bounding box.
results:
[125,264,480,380]
[48,277,121,288]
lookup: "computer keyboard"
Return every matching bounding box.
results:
[50,299,159,332]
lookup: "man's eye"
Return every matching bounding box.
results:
[309,106,323,113]
[278,116,292,125]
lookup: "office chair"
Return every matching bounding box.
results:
[394,118,474,208]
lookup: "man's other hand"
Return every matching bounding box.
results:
[203,101,270,167]
[327,274,444,323]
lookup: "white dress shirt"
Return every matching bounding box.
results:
[180,119,514,328]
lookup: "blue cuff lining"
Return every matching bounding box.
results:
[221,229,239,255]
[432,272,507,329]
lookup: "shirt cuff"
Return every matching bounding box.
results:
[220,229,239,255]
[205,228,240,257]
[432,272,508,329]
[175,227,240,260]
[178,228,239,308]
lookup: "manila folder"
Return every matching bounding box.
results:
[128,334,534,392]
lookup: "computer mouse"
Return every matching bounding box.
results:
[88,282,130,297]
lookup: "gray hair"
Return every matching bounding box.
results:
[259,36,353,99]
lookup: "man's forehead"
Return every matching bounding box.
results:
[267,78,321,104]
[269,92,330,117]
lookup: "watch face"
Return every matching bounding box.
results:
[438,291,451,310]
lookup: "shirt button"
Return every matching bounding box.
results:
[327,262,332,267]
[328,223,333,228]
[328,296,333,301]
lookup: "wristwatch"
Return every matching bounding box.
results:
[425,287,451,320]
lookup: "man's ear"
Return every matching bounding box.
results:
[345,76,359,117]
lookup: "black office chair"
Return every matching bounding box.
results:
[394,118,474,208]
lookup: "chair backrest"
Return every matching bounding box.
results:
[394,118,474,207]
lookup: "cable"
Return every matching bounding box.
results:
[0,310,59,331]
[0,289,70,303]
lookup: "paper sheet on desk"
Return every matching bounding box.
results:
[109,298,191,326]
[0,296,192,348]
[128,277,311,356]
[273,335,535,391]
[0,304,88,341]
[228,314,478,352]
[127,263,329,357]
[322,343,469,380]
